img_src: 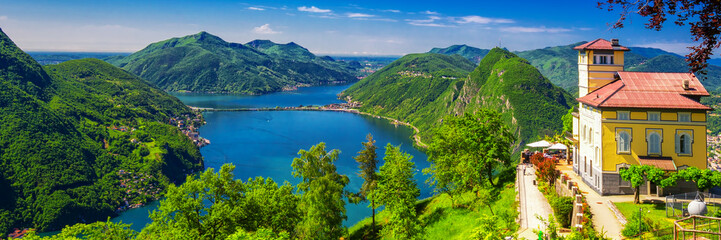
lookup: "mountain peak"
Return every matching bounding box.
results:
[0,27,54,97]
[186,31,225,44]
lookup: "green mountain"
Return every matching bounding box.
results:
[430,43,721,97]
[106,32,358,94]
[342,49,574,144]
[429,44,490,64]
[244,39,360,75]
[0,28,202,233]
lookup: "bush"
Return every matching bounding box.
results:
[531,153,559,184]
[550,196,574,228]
[621,212,658,237]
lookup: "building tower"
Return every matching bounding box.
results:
[574,39,629,97]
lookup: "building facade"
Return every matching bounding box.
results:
[571,39,711,195]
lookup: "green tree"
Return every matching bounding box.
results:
[376,144,421,239]
[21,219,137,240]
[291,143,349,239]
[677,166,721,192]
[139,164,299,240]
[562,106,575,134]
[141,164,245,239]
[426,109,516,202]
[619,165,669,204]
[354,133,380,236]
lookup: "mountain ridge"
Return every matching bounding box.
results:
[342,48,574,146]
[0,29,203,233]
[430,43,721,96]
[106,32,359,95]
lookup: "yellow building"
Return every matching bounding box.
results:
[571,39,712,195]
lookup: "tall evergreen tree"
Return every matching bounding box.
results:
[377,144,421,239]
[291,143,349,239]
[354,133,379,236]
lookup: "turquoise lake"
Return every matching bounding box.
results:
[112,84,432,231]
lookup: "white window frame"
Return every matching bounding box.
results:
[675,130,693,156]
[617,111,630,120]
[646,129,663,156]
[648,112,660,121]
[616,128,632,154]
[678,112,691,122]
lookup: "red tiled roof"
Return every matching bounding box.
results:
[577,72,712,110]
[573,38,630,51]
[638,156,676,171]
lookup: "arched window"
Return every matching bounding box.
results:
[617,131,631,153]
[647,132,661,155]
[589,127,593,145]
[676,132,693,155]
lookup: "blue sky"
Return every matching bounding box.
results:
[0,0,696,56]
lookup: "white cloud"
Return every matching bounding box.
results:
[0,16,7,21]
[406,16,452,27]
[247,7,265,11]
[457,15,513,24]
[347,13,375,18]
[298,6,332,13]
[424,10,439,15]
[500,26,571,33]
[252,24,281,34]
[383,9,401,13]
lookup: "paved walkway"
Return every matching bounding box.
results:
[517,164,554,239]
[556,163,627,239]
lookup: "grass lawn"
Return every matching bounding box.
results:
[347,184,518,240]
[614,201,675,229]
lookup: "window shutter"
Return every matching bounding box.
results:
[675,134,680,154]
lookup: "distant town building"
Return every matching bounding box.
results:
[571,39,711,195]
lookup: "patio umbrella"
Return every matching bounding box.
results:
[526,140,552,148]
[548,143,568,150]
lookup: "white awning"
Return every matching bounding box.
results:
[526,140,552,148]
[548,143,568,150]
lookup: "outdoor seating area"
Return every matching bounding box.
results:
[521,140,568,164]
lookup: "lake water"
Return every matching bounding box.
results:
[112,84,432,231]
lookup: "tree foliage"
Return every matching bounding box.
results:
[619,165,669,204]
[291,143,349,239]
[427,108,516,202]
[676,166,721,191]
[599,0,721,74]
[376,144,422,240]
[139,164,298,240]
[353,133,379,236]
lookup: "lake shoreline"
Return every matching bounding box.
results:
[188,105,428,149]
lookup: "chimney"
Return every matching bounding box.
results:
[683,79,690,90]
[611,39,620,46]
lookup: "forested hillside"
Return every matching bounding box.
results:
[431,43,721,96]
[342,48,574,145]
[429,44,490,64]
[106,32,359,95]
[0,28,203,234]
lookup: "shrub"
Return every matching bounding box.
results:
[621,211,658,237]
[531,153,559,185]
[550,196,574,228]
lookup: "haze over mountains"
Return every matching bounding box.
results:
[430,43,721,96]
[105,32,360,95]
